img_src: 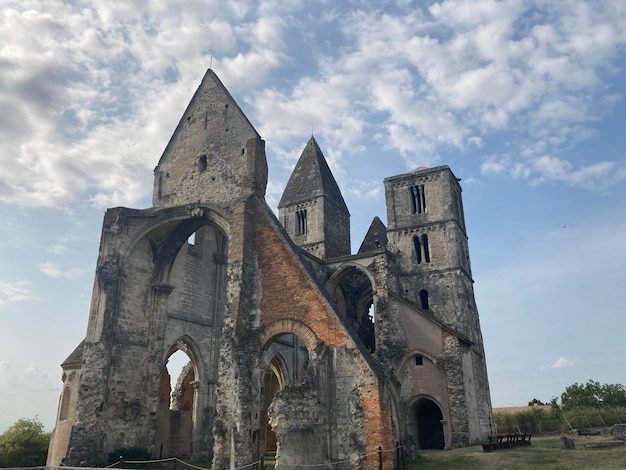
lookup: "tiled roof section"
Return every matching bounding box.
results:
[358,216,388,253]
[61,339,85,369]
[278,136,348,213]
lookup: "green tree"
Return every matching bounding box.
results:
[0,417,50,467]
[560,380,626,410]
[598,383,626,408]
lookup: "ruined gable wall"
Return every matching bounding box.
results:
[212,195,393,469]
[153,71,267,210]
[64,206,229,465]
[254,198,393,469]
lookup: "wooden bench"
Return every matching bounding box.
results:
[482,433,532,452]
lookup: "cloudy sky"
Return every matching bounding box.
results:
[1,0,625,433]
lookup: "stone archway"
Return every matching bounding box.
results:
[258,331,310,458]
[412,398,445,450]
[326,265,377,352]
[260,354,288,453]
[154,340,201,459]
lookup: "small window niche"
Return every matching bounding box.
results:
[415,355,424,366]
[198,155,208,172]
[419,289,429,309]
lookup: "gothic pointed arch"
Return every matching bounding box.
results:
[155,336,205,459]
[326,264,377,352]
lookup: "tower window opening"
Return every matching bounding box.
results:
[413,236,422,264]
[415,355,424,366]
[419,289,429,309]
[296,209,307,236]
[421,234,430,263]
[410,185,427,214]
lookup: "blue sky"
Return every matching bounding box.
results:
[1,0,625,433]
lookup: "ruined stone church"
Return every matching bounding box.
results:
[48,69,493,469]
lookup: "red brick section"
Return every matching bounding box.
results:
[257,223,349,347]
[260,319,318,351]
[360,384,394,470]
[256,210,395,469]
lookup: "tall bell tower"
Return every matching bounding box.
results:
[384,165,479,335]
[384,165,493,445]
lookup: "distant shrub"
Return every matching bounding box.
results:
[495,408,562,434]
[495,406,626,435]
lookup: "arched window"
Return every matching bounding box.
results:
[410,185,427,214]
[296,209,307,236]
[419,289,429,309]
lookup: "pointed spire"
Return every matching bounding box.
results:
[358,216,387,253]
[278,136,348,214]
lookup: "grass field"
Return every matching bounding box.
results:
[408,435,625,470]
[120,435,624,469]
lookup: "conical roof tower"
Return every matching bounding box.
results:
[278,136,350,259]
[358,216,388,253]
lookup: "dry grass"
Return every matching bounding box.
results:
[408,435,626,470]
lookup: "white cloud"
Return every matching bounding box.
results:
[480,153,625,189]
[480,155,510,176]
[551,356,575,369]
[0,0,290,209]
[1,0,626,209]
[0,361,58,392]
[0,281,36,307]
[38,262,84,280]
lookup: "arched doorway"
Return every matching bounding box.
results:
[155,345,197,458]
[413,398,445,450]
[259,333,309,455]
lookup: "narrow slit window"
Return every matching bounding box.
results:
[415,355,424,366]
[59,386,71,421]
[421,234,430,263]
[419,289,429,309]
[413,236,422,264]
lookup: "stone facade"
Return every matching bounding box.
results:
[48,69,493,469]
